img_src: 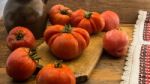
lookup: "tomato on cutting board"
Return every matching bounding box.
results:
[44,25,90,60]
[36,62,76,84]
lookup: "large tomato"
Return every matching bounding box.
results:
[49,4,72,25]
[36,63,76,84]
[6,26,36,50]
[70,9,105,34]
[6,48,40,81]
[44,25,90,60]
[101,10,120,31]
[103,29,129,57]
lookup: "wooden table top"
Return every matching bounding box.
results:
[0,21,134,84]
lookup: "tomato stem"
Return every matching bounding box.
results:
[60,9,69,15]
[29,48,41,63]
[63,25,72,33]
[84,11,92,19]
[54,60,63,68]
[16,30,24,40]
[33,64,43,75]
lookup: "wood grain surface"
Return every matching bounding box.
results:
[0,20,134,84]
[46,0,150,24]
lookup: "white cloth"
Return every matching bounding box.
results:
[121,10,148,84]
[0,0,7,20]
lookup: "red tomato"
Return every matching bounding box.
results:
[6,48,39,81]
[70,9,105,34]
[49,4,72,25]
[6,26,36,50]
[36,63,76,84]
[103,29,129,57]
[101,10,120,31]
[43,25,90,60]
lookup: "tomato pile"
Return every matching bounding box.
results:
[5,4,129,83]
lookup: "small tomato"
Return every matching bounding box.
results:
[103,29,129,57]
[101,10,120,31]
[6,26,36,50]
[49,4,72,25]
[36,62,76,84]
[70,9,105,34]
[6,48,40,81]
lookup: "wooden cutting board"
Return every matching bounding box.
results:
[37,32,104,83]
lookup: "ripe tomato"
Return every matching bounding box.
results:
[101,10,120,31]
[49,4,72,25]
[103,29,129,57]
[44,25,90,60]
[36,63,76,84]
[70,9,105,34]
[6,26,36,50]
[6,48,40,81]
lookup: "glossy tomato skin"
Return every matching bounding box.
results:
[6,48,36,81]
[103,29,129,57]
[70,9,105,34]
[36,64,76,84]
[6,26,36,50]
[49,4,72,25]
[101,10,120,31]
[44,25,90,60]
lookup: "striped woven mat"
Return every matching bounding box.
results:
[121,10,150,84]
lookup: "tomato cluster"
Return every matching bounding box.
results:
[5,3,129,84]
[47,4,128,58]
[48,4,105,35]
[6,25,76,83]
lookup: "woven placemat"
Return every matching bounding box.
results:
[121,10,150,84]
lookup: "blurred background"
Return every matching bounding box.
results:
[0,0,7,20]
[46,0,150,24]
[1,0,150,23]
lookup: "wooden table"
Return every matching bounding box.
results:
[0,20,134,84]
